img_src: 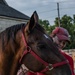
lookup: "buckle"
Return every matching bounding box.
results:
[26,46,31,52]
[48,64,53,71]
[21,64,29,72]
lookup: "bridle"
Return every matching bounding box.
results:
[19,32,69,75]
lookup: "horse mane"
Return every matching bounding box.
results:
[0,23,26,51]
[3,23,45,40]
[6,23,26,39]
[0,23,46,51]
[1,23,25,40]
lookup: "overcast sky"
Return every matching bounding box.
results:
[5,0,75,25]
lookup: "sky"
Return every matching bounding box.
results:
[5,0,75,25]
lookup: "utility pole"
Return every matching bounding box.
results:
[57,2,60,27]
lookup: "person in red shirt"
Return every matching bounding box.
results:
[50,27,74,75]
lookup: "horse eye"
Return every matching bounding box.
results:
[37,44,46,49]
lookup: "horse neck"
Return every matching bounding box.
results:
[9,30,26,75]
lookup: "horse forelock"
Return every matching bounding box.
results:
[35,23,45,33]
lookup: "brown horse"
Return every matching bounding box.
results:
[0,11,72,75]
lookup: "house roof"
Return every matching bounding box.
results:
[0,0,30,20]
[0,0,8,5]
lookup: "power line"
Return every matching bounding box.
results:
[38,9,57,14]
[17,0,75,12]
[59,1,75,3]
[38,7,75,15]
[24,5,75,16]
[20,0,75,17]
[60,7,75,10]
[40,15,58,19]
[20,1,75,25]
[23,2,56,11]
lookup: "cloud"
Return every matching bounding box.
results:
[6,0,54,9]
[42,1,49,5]
[53,0,68,2]
[5,0,75,25]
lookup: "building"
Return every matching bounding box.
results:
[0,0,30,32]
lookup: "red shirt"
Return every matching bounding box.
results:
[60,50,74,75]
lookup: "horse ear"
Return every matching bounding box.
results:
[33,11,39,23]
[26,11,39,33]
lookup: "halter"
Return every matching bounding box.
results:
[19,33,69,75]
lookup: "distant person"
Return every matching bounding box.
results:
[50,27,74,75]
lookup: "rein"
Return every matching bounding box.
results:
[19,32,69,75]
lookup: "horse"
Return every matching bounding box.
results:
[0,11,72,75]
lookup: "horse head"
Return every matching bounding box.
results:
[18,11,72,75]
[0,11,72,75]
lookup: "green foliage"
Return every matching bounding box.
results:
[39,19,56,35]
[39,19,51,34]
[54,15,75,49]
[39,14,75,49]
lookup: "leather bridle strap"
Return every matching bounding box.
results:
[41,60,68,72]
[19,47,49,66]
[20,33,48,65]
[53,60,68,67]
[19,33,69,72]
[19,48,68,72]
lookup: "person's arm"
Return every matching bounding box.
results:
[60,50,74,75]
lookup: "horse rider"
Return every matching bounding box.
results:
[50,27,75,75]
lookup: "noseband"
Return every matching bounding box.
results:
[19,32,69,74]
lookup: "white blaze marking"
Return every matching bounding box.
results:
[44,34,49,39]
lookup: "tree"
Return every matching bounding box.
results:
[39,14,75,49]
[54,15,75,49]
[39,19,51,34]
